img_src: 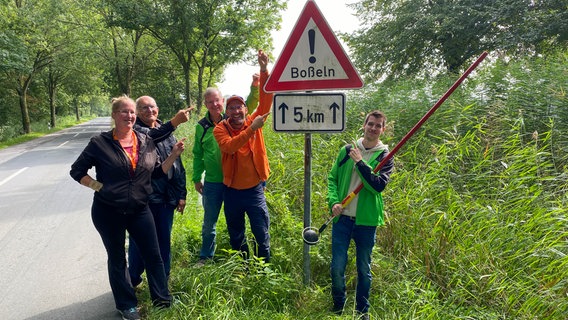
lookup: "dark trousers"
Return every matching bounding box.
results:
[223,183,270,262]
[128,202,175,286]
[91,199,171,310]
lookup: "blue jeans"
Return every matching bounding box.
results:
[223,183,270,262]
[199,182,225,259]
[128,203,175,286]
[330,215,376,314]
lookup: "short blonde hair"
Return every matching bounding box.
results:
[110,95,135,113]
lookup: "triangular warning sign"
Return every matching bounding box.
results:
[265,0,363,92]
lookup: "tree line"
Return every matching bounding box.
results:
[0,0,285,136]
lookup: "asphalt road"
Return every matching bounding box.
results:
[0,118,122,320]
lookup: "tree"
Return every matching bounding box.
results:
[4,0,60,133]
[108,0,285,112]
[346,0,568,81]
[40,0,107,126]
[132,45,186,116]
[72,0,166,99]
[0,31,28,74]
[186,0,284,110]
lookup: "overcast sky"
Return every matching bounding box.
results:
[217,0,360,96]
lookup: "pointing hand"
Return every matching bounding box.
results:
[251,112,270,130]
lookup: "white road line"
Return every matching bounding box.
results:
[56,141,69,149]
[0,167,29,187]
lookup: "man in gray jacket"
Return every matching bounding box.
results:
[128,95,188,286]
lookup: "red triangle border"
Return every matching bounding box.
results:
[265,0,363,92]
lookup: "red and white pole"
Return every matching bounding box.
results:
[340,51,489,208]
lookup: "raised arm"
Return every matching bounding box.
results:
[245,73,260,109]
[251,50,273,118]
[143,107,194,142]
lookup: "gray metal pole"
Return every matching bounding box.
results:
[303,132,312,285]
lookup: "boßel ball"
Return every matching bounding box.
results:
[302,228,319,245]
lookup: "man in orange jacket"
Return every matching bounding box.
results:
[213,50,273,262]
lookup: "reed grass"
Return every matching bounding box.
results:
[139,52,567,319]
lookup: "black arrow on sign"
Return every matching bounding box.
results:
[329,102,340,124]
[278,102,289,124]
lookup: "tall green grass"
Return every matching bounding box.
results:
[138,52,567,319]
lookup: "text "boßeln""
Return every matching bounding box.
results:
[291,66,336,79]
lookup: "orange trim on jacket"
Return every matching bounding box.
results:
[213,71,273,189]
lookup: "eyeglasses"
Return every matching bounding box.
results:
[205,97,222,105]
[139,105,157,111]
[118,109,136,116]
[227,104,245,111]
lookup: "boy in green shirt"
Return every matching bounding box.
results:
[327,110,394,319]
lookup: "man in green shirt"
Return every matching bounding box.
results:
[192,74,259,266]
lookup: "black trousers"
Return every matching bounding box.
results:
[91,199,171,310]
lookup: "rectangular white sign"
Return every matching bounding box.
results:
[272,93,345,132]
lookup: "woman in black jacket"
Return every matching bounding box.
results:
[70,95,185,320]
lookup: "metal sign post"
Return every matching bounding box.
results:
[265,0,363,285]
[303,133,312,284]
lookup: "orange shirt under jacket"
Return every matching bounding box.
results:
[213,71,273,190]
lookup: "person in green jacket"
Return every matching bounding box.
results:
[327,110,394,320]
[192,74,259,266]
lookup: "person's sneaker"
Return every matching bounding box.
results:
[119,307,140,320]
[358,312,370,320]
[193,259,207,268]
[331,304,344,315]
[153,299,172,309]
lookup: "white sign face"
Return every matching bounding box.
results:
[272,93,345,132]
[264,0,363,92]
[278,19,349,82]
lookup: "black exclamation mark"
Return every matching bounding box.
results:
[308,29,316,64]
